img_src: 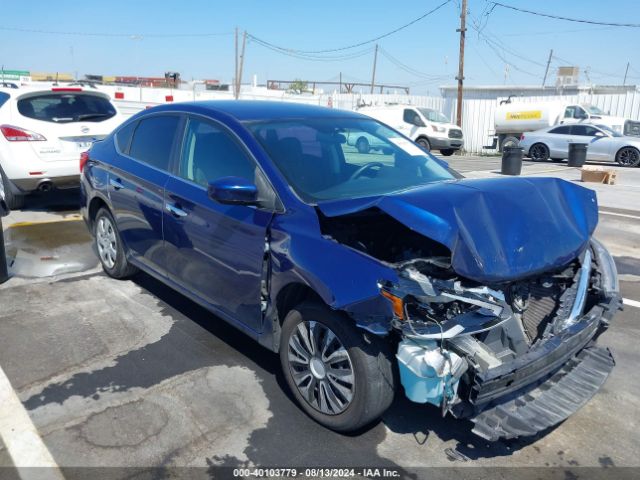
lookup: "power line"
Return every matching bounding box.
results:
[247,0,453,54]
[378,48,450,80]
[0,26,233,38]
[490,2,640,28]
[249,37,374,62]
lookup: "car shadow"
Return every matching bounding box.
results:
[131,271,548,461]
[20,188,80,213]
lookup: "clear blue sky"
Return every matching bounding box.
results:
[1,0,639,93]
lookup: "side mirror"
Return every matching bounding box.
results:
[412,116,425,127]
[594,131,606,138]
[208,177,258,206]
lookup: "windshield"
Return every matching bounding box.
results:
[248,118,455,203]
[585,105,605,115]
[596,124,623,137]
[17,93,116,123]
[418,108,449,123]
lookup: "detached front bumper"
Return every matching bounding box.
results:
[465,239,622,440]
[392,238,622,441]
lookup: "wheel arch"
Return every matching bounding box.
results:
[88,195,110,229]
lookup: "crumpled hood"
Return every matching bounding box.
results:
[318,177,598,283]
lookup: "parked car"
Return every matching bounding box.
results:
[81,101,620,440]
[0,86,124,209]
[357,105,463,156]
[520,124,640,166]
[489,100,640,151]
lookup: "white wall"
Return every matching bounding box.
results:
[104,84,640,154]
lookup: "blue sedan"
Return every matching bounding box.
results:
[81,101,620,439]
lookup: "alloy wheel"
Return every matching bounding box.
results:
[96,216,118,269]
[617,147,640,167]
[529,144,549,161]
[287,321,355,415]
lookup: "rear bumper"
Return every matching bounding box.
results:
[12,174,80,193]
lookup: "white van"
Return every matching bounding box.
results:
[356,105,463,156]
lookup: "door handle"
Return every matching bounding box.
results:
[110,178,124,190]
[165,202,188,218]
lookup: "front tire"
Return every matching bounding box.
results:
[615,147,640,167]
[355,137,370,154]
[529,143,550,162]
[94,208,139,279]
[440,149,455,156]
[280,301,395,432]
[416,137,431,152]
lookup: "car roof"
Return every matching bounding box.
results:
[153,100,369,122]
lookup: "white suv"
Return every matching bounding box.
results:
[0,86,124,209]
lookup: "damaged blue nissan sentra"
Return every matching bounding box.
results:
[80,101,621,440]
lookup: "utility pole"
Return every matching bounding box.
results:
[234,27,239,99]
[542,49,553,88]
[339,72,342,94]
[623,62,630,85]
[236,31,247,99]
[370,44,378,94]
[455,0,467,127]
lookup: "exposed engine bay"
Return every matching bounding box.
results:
[319,207,622,441]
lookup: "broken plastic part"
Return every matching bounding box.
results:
[396,339,467,408]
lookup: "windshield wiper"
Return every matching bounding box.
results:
[77,113,111,121]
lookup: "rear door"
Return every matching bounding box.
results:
[109,114,182,275]
[571,125,613,160]
[162,115,275,331]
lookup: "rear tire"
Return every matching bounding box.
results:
[440,149,455,156]
[529,143,550,162]
[615,146,640,167]
[280,301,395,432]
[416,137,431,152]
[355,137,370,154]
[0,169,24,210]
[94,207,139,279]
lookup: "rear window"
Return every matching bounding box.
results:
[128,115,180,171]
[17,93,116,123]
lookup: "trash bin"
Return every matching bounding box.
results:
[568,143,588,167]
[501,146,524,175]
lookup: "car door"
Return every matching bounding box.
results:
[162,115,275,331]
[108,114,181,274]
[546,125,574,158]
[571,125,613,160]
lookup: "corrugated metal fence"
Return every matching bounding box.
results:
[108,85,640,154]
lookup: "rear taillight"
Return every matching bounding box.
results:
[80,151,90,172]
[1,125,47,142]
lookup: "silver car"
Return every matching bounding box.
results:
[519,124,640,167]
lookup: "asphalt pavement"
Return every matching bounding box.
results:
[0,158,639,478]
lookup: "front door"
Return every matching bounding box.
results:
[162,116,274,331]
[570,125,613,161]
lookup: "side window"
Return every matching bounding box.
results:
[403,109,420,126]
[179,118,256,187]
[0,92,9,109]
[129,115,180,171]
[572,125,598,136]
[115,120,137,154]
[563,106,574,119]
[549,126,571,134]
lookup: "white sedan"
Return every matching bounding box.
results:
[519,124,640,167]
